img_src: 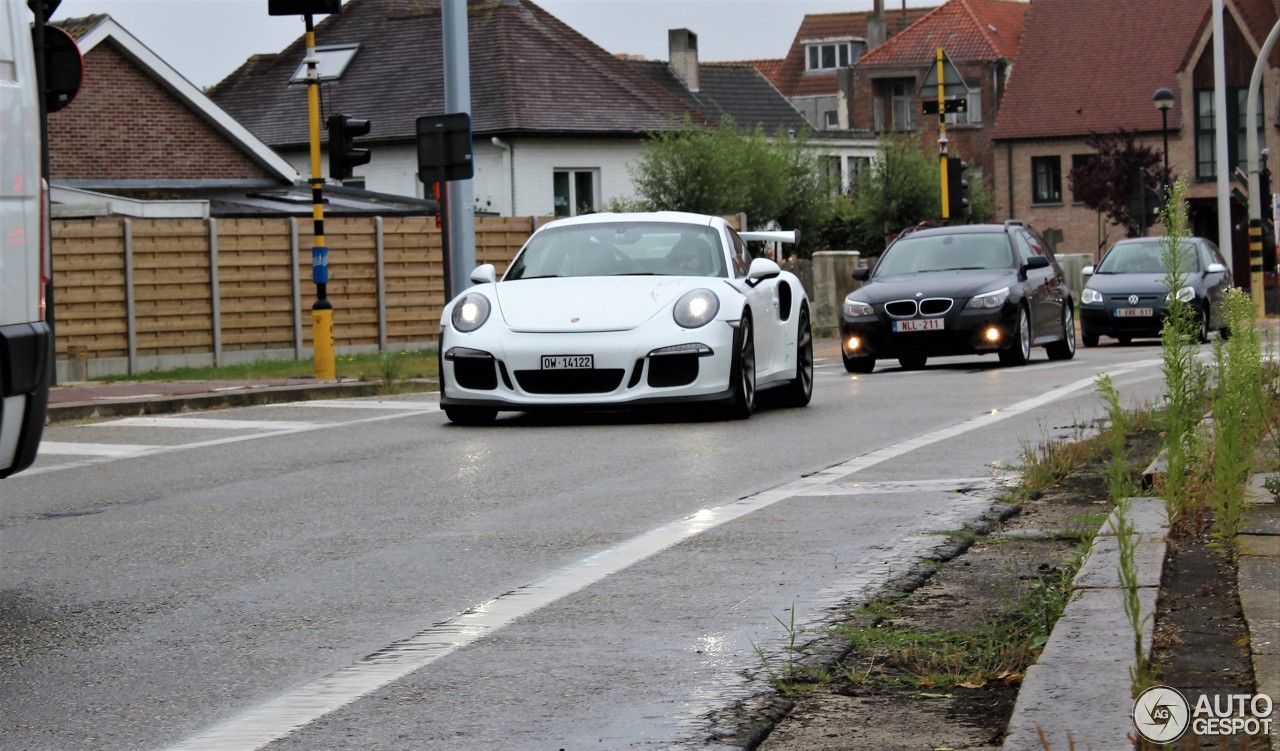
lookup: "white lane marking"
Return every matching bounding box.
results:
[98,417,320,430]
[162,358,1163,751]
[25,402,439,477]
[796,476,1007,495]
[36,442,159,458]
[281,399,441,411]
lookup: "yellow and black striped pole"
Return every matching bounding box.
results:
[304,15,335,379]
[937,48,950,221]
[1250,219,1266,320]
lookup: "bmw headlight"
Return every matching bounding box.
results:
[674,288,720,328]
[966,287,1010,310]
[843,298,874,318]
[451,292,492,333]
[1081,287,1103,305]
[1166,286,1195,303]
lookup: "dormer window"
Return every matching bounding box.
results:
[805,39,865,72]
[290,44,360,84]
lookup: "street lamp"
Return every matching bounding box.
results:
[1153,88,1175,200]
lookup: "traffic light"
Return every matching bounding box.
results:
[946,156,970,223]
[327,114,371,182]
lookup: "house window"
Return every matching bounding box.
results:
[945,89,983,126]
[290,44,359,83]
[891,80,915,131]
[805,40,865,72]
[1196,87,1264,179]
[1032,156,1062,204]
[824,110,839,128]
[554,169,597,217]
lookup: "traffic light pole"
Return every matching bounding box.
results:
[304,14,335,379]
[936,48,951,222]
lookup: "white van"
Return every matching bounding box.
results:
[0,0,51,479]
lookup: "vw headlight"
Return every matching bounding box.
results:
[966,287,1010,310]
[674,288,720,328]
[1166,286,1195,303]
[843,298,874,318]
[451,292,492,333]
[1080,287,1103,305]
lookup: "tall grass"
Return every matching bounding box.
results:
[1154,176,1207,531]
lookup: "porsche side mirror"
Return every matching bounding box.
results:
[1082,265,1095,276]
[746,257,781,287]
[470,263,497,285]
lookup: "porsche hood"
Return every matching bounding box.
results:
[492,277,708,332]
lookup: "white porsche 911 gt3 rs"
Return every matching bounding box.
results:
[438,211,814,424]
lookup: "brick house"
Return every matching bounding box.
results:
[843,0,1028,196]
[48,14,299,216]
[991,0,1280,284]
[762,1,932,133]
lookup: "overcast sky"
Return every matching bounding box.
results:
[50,0,935,90]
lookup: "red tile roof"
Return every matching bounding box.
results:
[991,0,1216,140]
[857,0,1027,67]
[768,7,935,98]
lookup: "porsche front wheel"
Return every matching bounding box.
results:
[726,313,756,420]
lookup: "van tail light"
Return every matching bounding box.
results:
[39,177,49,321]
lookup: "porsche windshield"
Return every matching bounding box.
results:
[1094,241,1198,274]
[504,222,726,280]
[874,232,1013,277]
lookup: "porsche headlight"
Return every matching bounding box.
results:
[966,287,1010,310]
[674,288,720,328]
[451,293,491,333]
[1080,287,1103,305]
[1166,286,1195,303]
[843,299,874,318]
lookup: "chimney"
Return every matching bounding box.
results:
[669,28,700,92]
[867,0,886,49]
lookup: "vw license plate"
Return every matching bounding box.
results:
[541,354,594,370]
[1114,307,1153,318]
[894,318,944,332]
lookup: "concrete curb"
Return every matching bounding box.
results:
[46,381,385,424]
[1002,496,1169,751]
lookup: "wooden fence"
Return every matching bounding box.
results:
[52,215,535,378]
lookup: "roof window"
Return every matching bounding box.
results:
[290,44,359,83]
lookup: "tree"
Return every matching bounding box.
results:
[628,117,838,256]
[1068,129,1162,237]
[825,134,941,255]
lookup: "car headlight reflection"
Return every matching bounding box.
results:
[1166,286,1195,303]
[1080,288,1103,305]
[451,293,492,332]
[843,299,874,317]
[674,288,720,328]
[966,287,1010,309]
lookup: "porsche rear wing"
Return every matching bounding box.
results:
[739,230,799,245]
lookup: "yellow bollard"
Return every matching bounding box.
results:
[312,304,335,380]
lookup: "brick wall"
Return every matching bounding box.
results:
[47,41,272,181]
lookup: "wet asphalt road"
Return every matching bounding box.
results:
[0,342,1174,750]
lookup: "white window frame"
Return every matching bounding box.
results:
[804,39,863,72]
[553,169,599,217]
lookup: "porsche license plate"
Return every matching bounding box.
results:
[894,318,944,332]
[1114,307,1153,318]
[541,354,594,370]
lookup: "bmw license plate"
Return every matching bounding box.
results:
[1114,308,1153,317]
[893,318,944,332]
[541,354,594,370]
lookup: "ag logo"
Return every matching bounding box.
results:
[1133,685,1190,743]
